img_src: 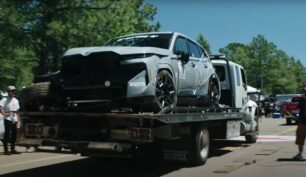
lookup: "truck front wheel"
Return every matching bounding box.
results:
[189,126,210,165]
[286,118,292,125]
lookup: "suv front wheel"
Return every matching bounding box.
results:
[153,70,177,113]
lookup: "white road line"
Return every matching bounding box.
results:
[277,126,296,135]
[230,135,296,142]
[0,154,75,168]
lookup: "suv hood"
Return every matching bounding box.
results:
[63,46,170,57]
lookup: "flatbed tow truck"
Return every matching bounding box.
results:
[17,56,259,166]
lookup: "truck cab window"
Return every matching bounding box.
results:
[214,66,226,81]
[235,65,241,86]
[240,68,247,90]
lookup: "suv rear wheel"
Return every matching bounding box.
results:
[20,82,63,111]
[208,82,219,108]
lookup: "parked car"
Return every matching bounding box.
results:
[283,95,302,124]
[276,93,300,117]
[21,32,220,113]
[262,96,280,117]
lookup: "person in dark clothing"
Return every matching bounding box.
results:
[293,86,306,160]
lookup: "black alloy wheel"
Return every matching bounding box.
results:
[208,82,219,107]
[154,70,177,112]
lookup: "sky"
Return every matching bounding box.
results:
[146,0,306,67]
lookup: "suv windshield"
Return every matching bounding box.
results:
[106,33,172,49]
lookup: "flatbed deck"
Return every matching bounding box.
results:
[20,107,244,124]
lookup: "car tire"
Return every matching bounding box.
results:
[208,82,219,108]
[152,70,177,113]
[20,82,63,111]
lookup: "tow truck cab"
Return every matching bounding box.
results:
[211,55,258,139]
[210,55,248,109]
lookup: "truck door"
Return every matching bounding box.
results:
[234,65,248,108]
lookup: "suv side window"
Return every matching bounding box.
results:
[188,40,201,58]
[173,37,188,55]
[196,46,208,58]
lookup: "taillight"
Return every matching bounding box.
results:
[25,123,58,138]
[26,123,43,136]
[130,127,153,142]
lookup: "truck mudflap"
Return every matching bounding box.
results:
[17,138,132,153]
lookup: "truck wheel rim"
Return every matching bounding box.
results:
[199,130,209,158]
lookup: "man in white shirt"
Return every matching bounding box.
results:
[0,86,21,155]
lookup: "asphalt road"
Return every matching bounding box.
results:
[0,117,305,177]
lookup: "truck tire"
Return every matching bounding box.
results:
[245,120,259,143]
[189,126,210,165]
[245,133,257,143]
[245,109,259,144]
[20,82,62,111]
[153,70,177,112]
[286,118,292,125]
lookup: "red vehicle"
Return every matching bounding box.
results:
[283,95,302,124]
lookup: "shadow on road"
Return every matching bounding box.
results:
[0,140,248,177]
[277,158,306,162]
[210,140,249,157]
[0,157,186,177]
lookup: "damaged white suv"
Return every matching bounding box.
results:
[22,32,220,113]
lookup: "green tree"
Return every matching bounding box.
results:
[220,35,306,94]
[197,33,211,54]
[0,0,159,90]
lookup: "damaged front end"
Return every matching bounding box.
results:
[61,52,154,112]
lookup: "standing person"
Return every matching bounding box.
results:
[293,86,306,160]
[0,86,21,155]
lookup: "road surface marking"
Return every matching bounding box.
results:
[0,154,75,168]
[230,135,295,142]
[213,163,245,173]
[277,126,296,135]
[255,149,278,155]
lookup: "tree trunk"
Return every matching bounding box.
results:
[37,43,49,75]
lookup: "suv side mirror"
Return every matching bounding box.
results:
[177,51,189,64]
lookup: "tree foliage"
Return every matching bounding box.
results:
[196,33,211,54]
[0,0,159,90]
[219,35,306,94]
[1,1,306,95]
